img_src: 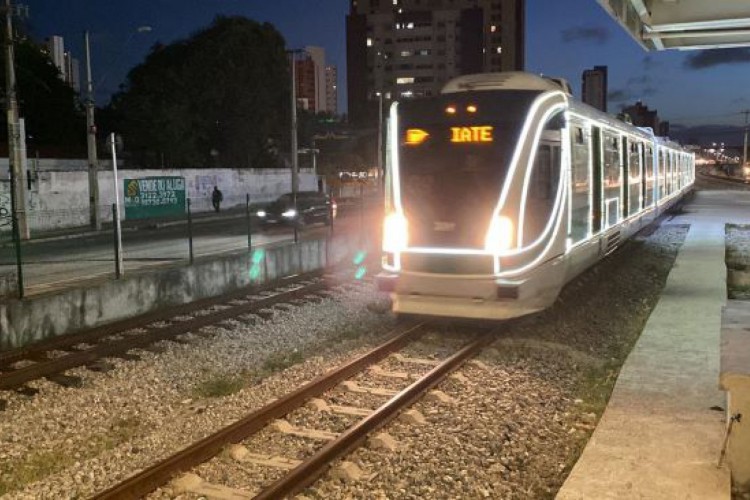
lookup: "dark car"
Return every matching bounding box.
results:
[257,191,336,227]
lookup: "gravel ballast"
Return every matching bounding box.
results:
[1,222,687,499]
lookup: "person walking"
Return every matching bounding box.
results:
[212,186,223,212]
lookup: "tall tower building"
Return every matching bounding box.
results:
[46,35,67,81]
[305,46,328,113]
[346,0,525,124]
[325,65,338,114]
[295,56,317,111]
[294,47,337,114]
[582,65,607,113]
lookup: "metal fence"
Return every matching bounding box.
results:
[0,187,381,299]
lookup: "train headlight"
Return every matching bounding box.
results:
[383,213,408,252]
[485,215,514,254]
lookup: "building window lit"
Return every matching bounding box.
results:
[490,25,497,33]
[367,37,373,47]
[396,77,415,84]
[496,46,502,53]
[401,90,414,97]
[400,50,412,57]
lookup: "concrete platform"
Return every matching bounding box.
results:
[557,190,750,499]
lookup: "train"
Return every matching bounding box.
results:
[376,71,694,320]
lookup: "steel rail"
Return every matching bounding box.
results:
[0,269,328,367]
[253,333,493,499]
[91,322,426,500]
[0,280,330,391]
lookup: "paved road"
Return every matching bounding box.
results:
[0,210,373,295]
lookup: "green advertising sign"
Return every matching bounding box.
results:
[124,176,186,220]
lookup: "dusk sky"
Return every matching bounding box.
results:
[24,0,750,143]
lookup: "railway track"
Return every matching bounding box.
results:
[91,324,493,499]
[0,270,348,395]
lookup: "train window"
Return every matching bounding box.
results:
[658,150,666,200]
[569,122,590,244]
[522,142,561,245]
[602,131,622,228]
[644,146,655,207]
[574,127,585,145]
[628,140,641,216]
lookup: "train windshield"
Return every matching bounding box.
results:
[397,91,540,248]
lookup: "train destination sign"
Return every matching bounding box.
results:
[124,176,186,220]
[450,126,493,143]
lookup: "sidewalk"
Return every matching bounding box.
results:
[0,206,249,248]
[557,190,747,499]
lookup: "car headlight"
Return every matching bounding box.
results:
[282,209,297,218]
[383,213,408,252]
[485,215,514,254]
[256,210,266,218]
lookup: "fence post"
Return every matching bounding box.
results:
[11,211,24,299]
[359,183,365,246]
[293,191,299,244]
[112,203,122,279]
[187,198,194,264]
[246,193,252,252]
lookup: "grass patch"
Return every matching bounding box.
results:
[192,374,247,398]
[0,416,142,496]
[262,349,304,373]
[0,450,73,496]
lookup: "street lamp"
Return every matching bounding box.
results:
[83,25,152,230]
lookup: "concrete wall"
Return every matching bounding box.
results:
[0,162,317,232]
[0,233,368,349]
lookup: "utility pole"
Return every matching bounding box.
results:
[4,0,27,239]
[289,50,300,195]
[742,109,749,167]
[84,30,101,229]
[377,91,384,190]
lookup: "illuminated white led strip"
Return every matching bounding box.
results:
[496,184,568,279]
[493,91,567,230]
[604,197,619,229]
[516,101,568,247]
[386,101,403,272]
[404,247,491,255]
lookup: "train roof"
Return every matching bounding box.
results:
[441,72,569,94]
[439,72,689,153]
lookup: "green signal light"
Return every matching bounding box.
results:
[252,249,265,264]
[249,265,261,281]
[249,249,265,281]
[355,266,367,280]
[353,251,367,265]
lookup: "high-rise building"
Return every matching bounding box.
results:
[295,56,317,111]
[582,65,607,113]
[346,0,525,124]
[65,52,81,92]
[622,101,661,133]
[44,35,81,92]
[294,47,337,114]
[305,46,328,113]
[46,35,66,81]
[325,65,338,114]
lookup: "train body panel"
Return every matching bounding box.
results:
[377,72,694,321]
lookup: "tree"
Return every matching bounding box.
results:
[0,39,86,155]
[105,16,290,168]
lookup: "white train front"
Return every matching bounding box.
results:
[376,72,694,320]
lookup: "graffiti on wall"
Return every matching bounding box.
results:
[0,192,10,228]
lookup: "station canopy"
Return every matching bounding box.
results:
[597,0,750,50]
